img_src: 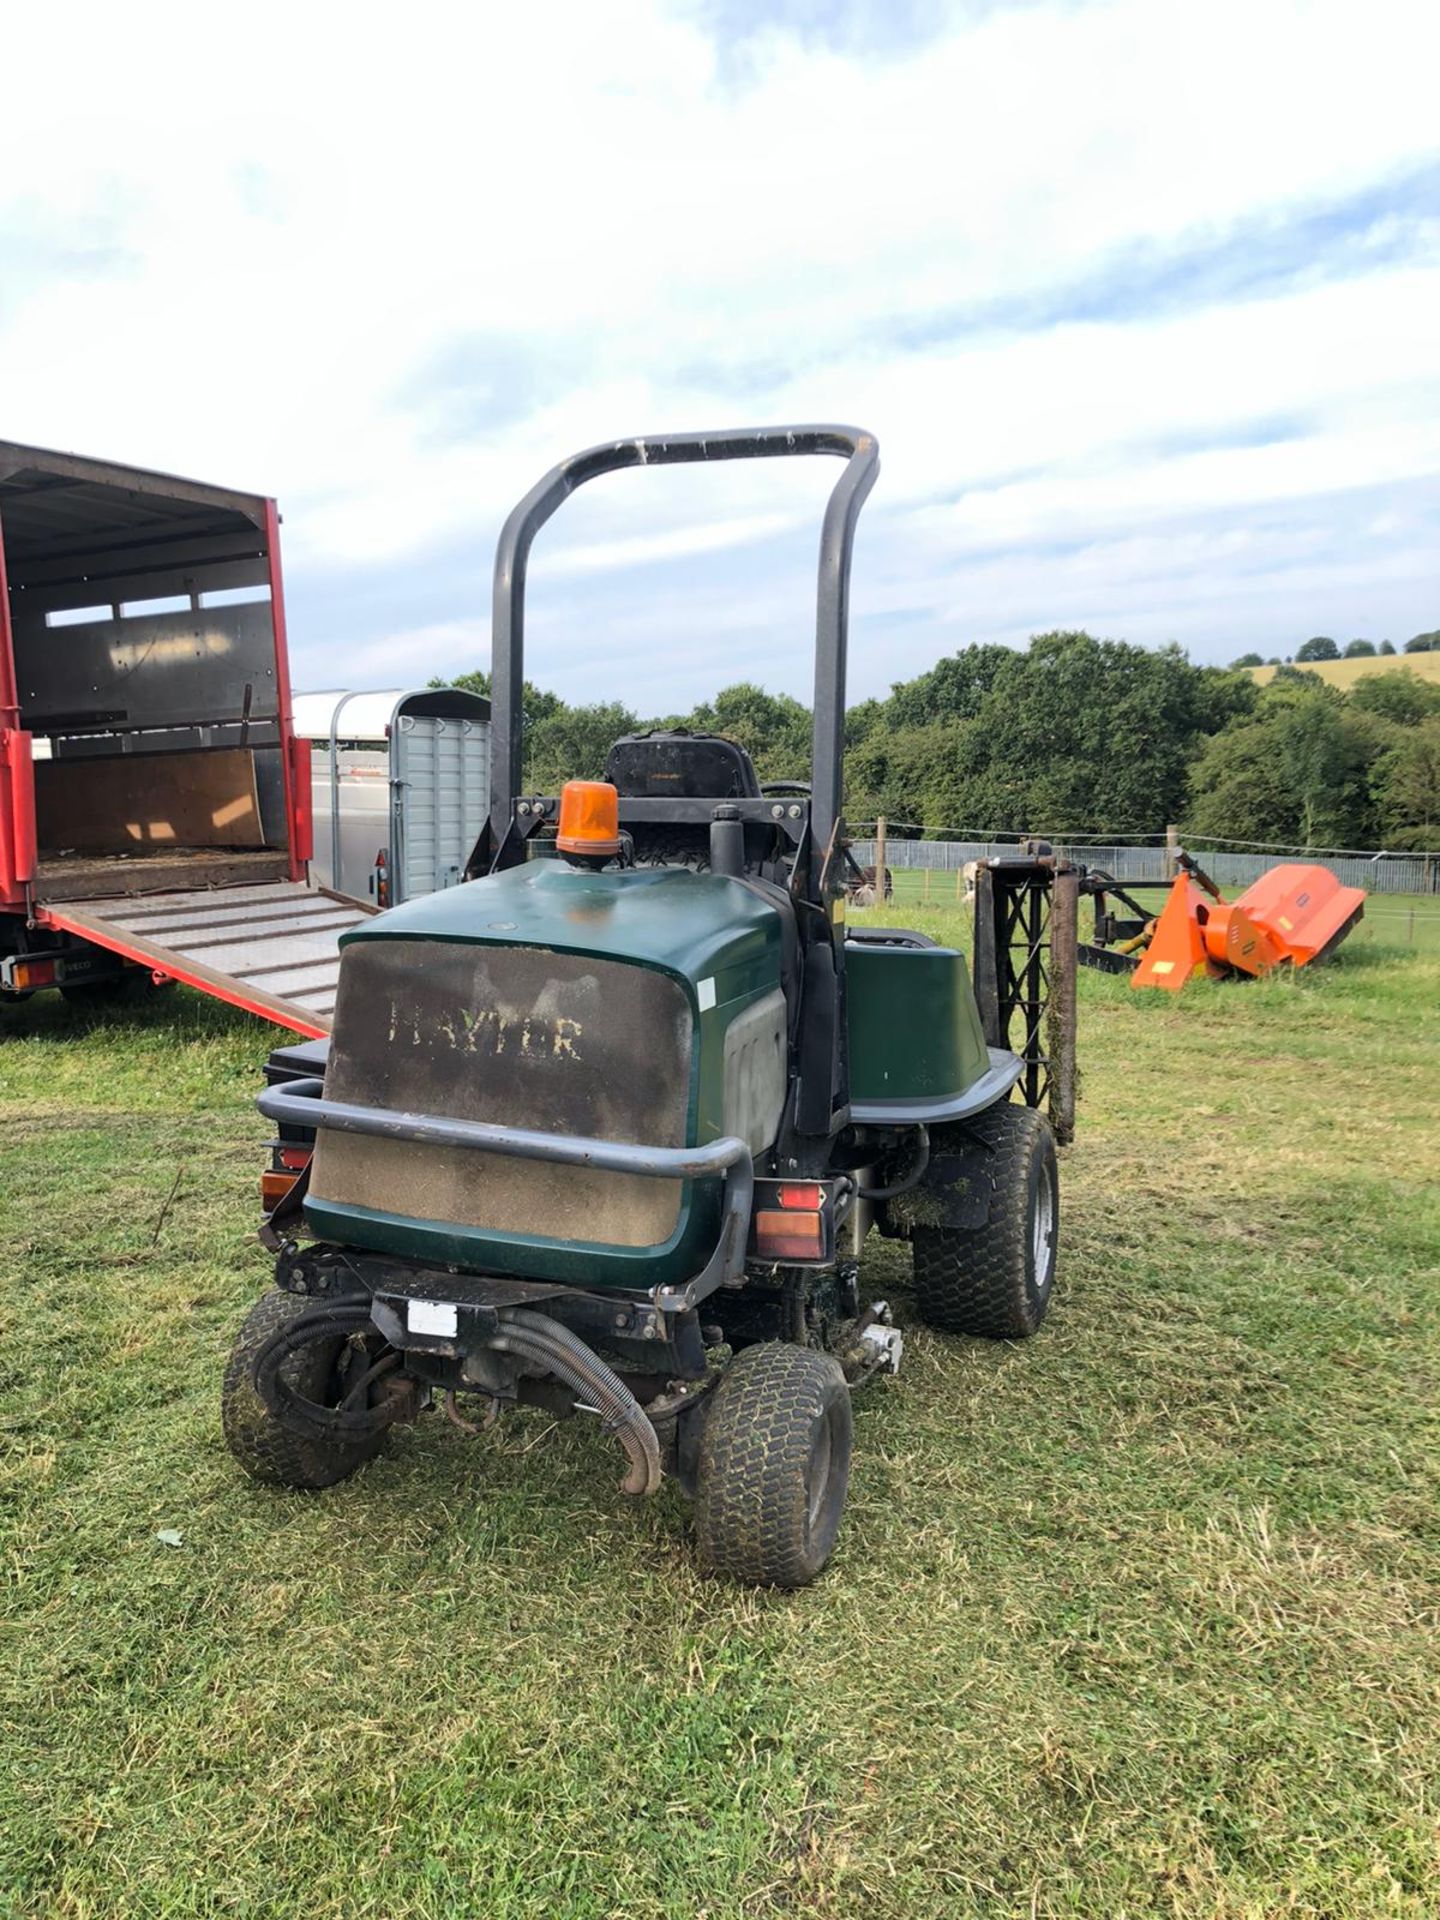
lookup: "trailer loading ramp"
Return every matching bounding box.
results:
[37,881,375,1037]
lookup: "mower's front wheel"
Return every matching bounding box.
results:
[222,1287,391,1491]
[912,1102,1059,1339]
[694,1343,852,1589]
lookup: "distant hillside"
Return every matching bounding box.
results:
[1246,654,1440,690]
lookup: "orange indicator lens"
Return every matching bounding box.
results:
[261,1170,300,1209]
[754,1209,825,1261]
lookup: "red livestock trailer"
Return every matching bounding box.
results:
[0,439,372,1036]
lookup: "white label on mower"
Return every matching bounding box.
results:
[409,1298,459,1338]
[697,976,717,1012]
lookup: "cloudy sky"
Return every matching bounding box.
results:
[1,0,1436,709]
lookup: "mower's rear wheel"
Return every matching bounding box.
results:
[222,1287,391,1490]
[912,1102,1058,1339]
[694,1343,852,1589]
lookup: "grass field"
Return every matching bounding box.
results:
[3,912,1439,1918]
[1244,654,1440,691]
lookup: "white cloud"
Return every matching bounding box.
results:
[543,510,801,576]
[330,617,491,689]
[1,0,1437,698]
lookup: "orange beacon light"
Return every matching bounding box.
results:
[556,780,623,858]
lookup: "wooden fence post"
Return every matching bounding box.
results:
[874,816,887,902]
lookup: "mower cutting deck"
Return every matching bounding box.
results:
[1083,853,1365,989]
[223,425,1076,1588]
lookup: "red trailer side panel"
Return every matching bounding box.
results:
[2,727,36,895]
[0,503,14,734]
[0,508,31,905]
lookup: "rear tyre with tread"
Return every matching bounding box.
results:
[694,1343,852,1589]
[222,1287,390,1490]
[912,1102,1059,1339]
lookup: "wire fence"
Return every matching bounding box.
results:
[849,835,1439,897]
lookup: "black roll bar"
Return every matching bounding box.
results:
[488,424,879,895]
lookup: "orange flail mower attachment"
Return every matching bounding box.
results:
[1229,864,1367,967]
[1130,860,1365,990]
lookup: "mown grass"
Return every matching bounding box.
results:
[2,917,1438,1918]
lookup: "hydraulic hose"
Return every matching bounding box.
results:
[489,1306,662,1497]
[253,1297,662,1493]
[857,1125,930,1202]
[252,1297,398,1439]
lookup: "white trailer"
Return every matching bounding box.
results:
[292,688,490,907]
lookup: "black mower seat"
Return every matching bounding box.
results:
[604,728,762,800]
[604,728,774,873]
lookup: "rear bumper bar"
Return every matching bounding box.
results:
[255,1076,754,1311]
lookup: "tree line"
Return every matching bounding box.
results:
[1234,631,1438,666]
[440,629,1440,851]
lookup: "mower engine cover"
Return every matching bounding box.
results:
[303,859,786,1289]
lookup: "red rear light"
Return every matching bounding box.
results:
[11,956,57,990]
[777,1182,823,1210]
[263,1143,311,1208]
[754,1209,825,1261]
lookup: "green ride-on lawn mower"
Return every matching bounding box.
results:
[225,425,1077,1588]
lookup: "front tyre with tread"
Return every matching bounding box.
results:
[694,1343,852,1589]
[913,1102,1059,1339]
